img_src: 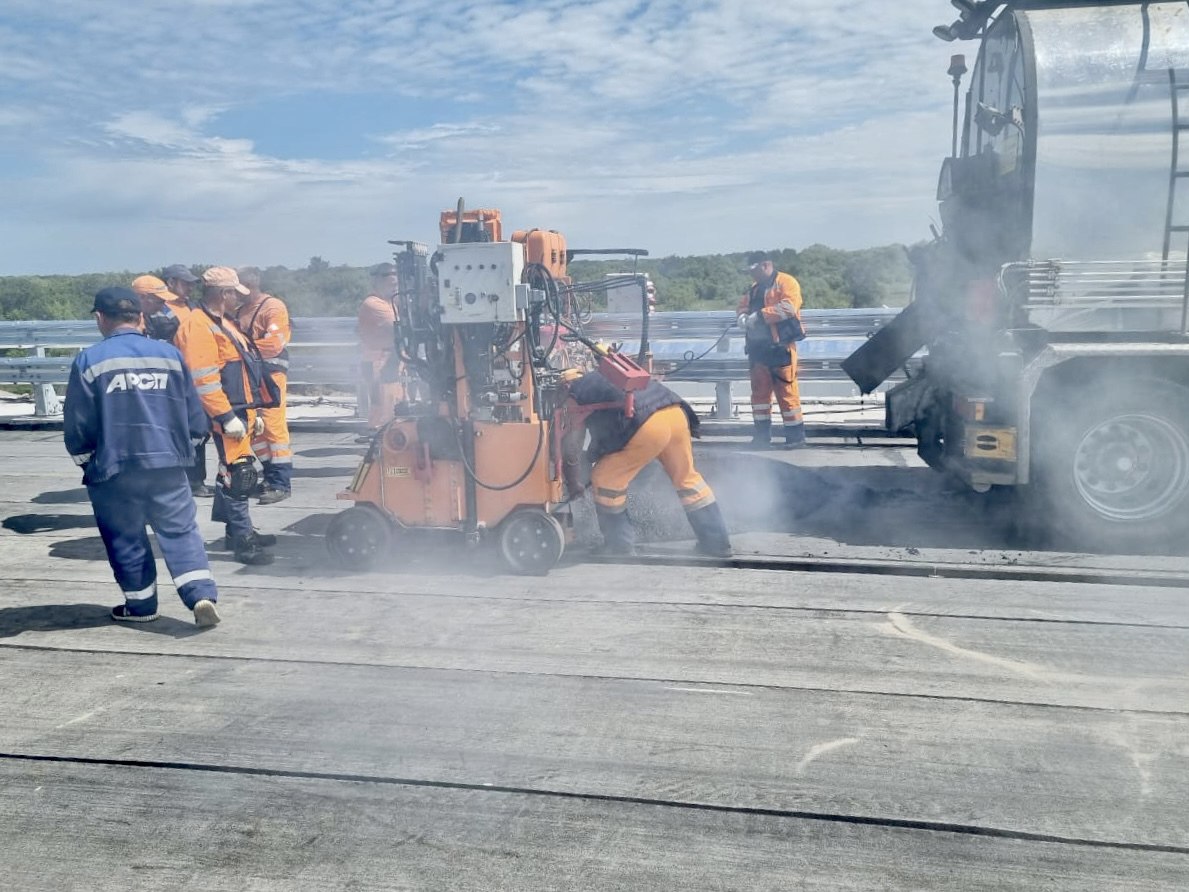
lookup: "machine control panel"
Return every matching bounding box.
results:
[437,241,526,323]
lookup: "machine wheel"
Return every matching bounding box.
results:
[1034,379,1189,551]
[498,509,565,576]
[326,505,393,570]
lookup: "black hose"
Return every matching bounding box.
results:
[658,325,734,377]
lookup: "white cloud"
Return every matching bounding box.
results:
[0,0,961,274]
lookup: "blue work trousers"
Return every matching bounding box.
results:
[88,467,217,616]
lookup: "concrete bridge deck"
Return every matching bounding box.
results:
[1,431,1186,890]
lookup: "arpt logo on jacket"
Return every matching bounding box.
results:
[105,371,170,394]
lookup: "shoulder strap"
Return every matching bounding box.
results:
[244,296,275,344]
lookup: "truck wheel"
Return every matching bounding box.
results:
[326,505,393,570]
[498,509,565,576]
[1035,379,1189,550]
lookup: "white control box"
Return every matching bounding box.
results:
[437,241,525,324]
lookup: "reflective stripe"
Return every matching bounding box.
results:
[265,358,289,369]
[191,365,219,378]
[270,456,293,465]
[174,569,213,587]
[678,484,709,499]
[71,452,93,466]
[196,381,222,395]
[123,582,157,602]
[81,356,183,383]
[682,492,716,511]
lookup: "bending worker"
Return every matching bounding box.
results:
[736,252,806,448]
[63,287,221,627]
[235,267,293,504]
[356,262,403,430]
[561,368,732,558]
[175,267,276,566]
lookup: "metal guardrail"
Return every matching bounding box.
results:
[0,309,902,417]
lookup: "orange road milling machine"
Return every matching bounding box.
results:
[326,201,653,574]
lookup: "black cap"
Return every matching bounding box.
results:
[747,251,771,268]
[161,263,199,283]
[92,286,142,316]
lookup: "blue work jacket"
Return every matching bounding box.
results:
[64,327,210,485]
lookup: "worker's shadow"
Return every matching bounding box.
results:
[0,604,201,638]
[295,447,367,459]
[31,488,90,505]
[290,466,357,479]
[47,536,108,560]
[4,514,95,535]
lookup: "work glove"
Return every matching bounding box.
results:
[253,415,266,436]
[222,416,248,440]
[736,313,750,329]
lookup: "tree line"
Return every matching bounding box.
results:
[0,244,912,322]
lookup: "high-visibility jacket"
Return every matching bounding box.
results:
[737,271,804,346]
[164,291,193,325]
[174,305,269,429]
[567,371,700,463]
[357,294,396,362]
[236,292,291,376]
[64,328,209,485]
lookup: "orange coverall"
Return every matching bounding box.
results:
[737,271,804,427]
[236,293,292,487]
[174,307,262,481]
[357,293,404,428]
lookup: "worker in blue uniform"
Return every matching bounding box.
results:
[63,287,222,627]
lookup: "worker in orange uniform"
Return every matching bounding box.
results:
[161,264,199,309]
[132,273,213,496]
[560,369,732,558]
[235,267,292,504]
[356,262,403,429]
[174,267,276,565]
[736,252,806,449]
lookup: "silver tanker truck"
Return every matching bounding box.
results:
[846,0,1189,548]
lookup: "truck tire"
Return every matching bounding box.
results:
[1033,378,1189,551]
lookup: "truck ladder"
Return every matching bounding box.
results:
[1161,66,1189,335]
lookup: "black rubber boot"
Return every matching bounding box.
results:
[687,502,733,558]
[782,422,807,449]
[595,508,636,556]
[223,529,277,551]
[228,535,275,565]
[750,419,772,447]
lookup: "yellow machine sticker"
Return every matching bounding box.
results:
[385,467,412,478]
[964,427,1017,461]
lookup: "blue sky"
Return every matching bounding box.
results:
[0,0,956,275]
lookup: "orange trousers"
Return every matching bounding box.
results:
[749,350,802,425]
[251,373,291,467]
[365,358,405,429]
[592,405,715,514]
[215,409,257,466]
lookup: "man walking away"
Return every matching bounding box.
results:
[736,252,807,449]
[235,267,293,504]
[175,267,276,565]
[64,287,221,627]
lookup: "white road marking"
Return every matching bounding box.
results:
[54,708,101,729]
[665,687,754,696]
[795,738,860,776]
[884,611,1050,682]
